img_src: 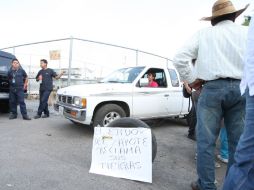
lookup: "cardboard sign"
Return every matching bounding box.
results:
[89,127,152,183]
[49,50,61,60]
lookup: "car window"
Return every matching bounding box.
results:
[101,67,144,83]
[0,56,12,73]
[142,68,167,88]
[168,69,180,87]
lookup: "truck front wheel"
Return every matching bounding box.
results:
[93,104,126,127]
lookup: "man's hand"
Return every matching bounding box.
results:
[55,70,65,79]
[183,81,192,94]
[24,83,28,90]
[189,79,204,90]
[38,75,42,81]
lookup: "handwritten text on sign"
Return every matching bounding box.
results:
[89,127,152,183]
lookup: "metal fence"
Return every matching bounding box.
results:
[1,37,172,116]
[1,37,171,95]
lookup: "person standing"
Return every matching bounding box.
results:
[34,59,64,119]
[183,59,199,141]
[8,59,31,120]
[183,81,200,141]
[217,124,229,164]
[223,15,254,190]
[173,0,249,189]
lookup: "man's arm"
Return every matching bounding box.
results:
[54,71,65,80]
[183,81,192,94]
[24,77,28,90]
[35,70,41,82]
[173,32,199,83]
[23,70,29,90]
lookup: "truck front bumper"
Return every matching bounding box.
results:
[54,102,86,122]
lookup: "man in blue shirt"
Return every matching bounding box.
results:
[34,59,64,119]
[8,59,31,120]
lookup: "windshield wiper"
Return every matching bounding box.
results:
[106,80,121,83]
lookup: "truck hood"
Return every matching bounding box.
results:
[57,83,133,97]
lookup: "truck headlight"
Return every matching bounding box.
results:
[73,97,86,108]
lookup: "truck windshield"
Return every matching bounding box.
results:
[0,57,12,73]
[101,67,144,83]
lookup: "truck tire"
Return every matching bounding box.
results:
[0,100,9,113]
[107,117,157,162]
[93,104,126,127]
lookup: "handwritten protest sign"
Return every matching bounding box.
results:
[89,127,152,183]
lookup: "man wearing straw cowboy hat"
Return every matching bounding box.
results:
[173,0,249,190]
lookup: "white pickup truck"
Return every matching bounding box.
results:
[54,65,192,127]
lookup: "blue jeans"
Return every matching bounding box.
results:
[220,127,228,160]
[223,89,254,190]
[37,90,51,116]
[196,79,245,190]
[9,87,28,116]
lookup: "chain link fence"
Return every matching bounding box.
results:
[1,37,171,115]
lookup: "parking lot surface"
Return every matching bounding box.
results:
[0,107,226,190]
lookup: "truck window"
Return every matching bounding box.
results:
[168,69,180,87]
[0,56,12,73]
[142,68,167,88]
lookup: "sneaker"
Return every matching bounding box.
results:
[23,115,31,120]
[190,181,200,190]
[41,114,49,118]
[217,155,228,164]
[34,115,41,119]
[215,161,221,168]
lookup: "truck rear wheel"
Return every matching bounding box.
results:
[107,117,157,162]
[93,104,126,127]
[0,100,9,113]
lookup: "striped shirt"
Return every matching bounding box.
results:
[173,20,248,83]
[240,16,254,96]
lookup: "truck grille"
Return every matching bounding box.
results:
[0,75,9,93]
[58,95,73,104]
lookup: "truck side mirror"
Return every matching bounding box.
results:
[139,78,149,87]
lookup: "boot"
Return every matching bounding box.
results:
[23,115,31,120]
[9,114,17,120]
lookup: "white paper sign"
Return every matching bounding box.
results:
[89,127,152,183]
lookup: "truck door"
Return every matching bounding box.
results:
[165,69,183,115]
[132,68,169,118]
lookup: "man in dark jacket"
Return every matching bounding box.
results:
[8,59,31,120]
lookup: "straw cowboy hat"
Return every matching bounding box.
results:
[201,0,249,21]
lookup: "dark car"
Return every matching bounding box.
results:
[0,50,16,112]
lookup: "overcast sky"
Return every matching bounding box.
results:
[0,0,253,59]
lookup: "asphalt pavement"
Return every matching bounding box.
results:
[0,105,227,190]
